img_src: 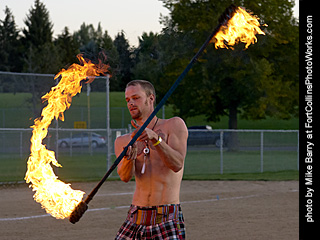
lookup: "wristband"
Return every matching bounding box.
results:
[153,136,162,146]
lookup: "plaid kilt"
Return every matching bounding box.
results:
[115,204,185,240]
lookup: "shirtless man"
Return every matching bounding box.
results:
[114,80,188,239]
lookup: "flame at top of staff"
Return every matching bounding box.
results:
[25,55,110,219]
[213,6,266,49]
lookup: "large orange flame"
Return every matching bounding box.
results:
[25,55,109,219]
[213,6,266,49]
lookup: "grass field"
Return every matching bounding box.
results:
[0,92,299,183]
[0,92,299,129]
[0,148,299,183]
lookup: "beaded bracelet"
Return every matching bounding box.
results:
[153,136,162,146]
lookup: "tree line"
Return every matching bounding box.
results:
[0,0,133,92]
[0,0,299,129]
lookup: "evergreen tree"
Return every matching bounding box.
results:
[0,6,22,72]
[132,32,160,83]
[73,23,120,90]
[100,30,120,90]
[21,0,60,118]
[21,0,60,74]
[113,31,133,90]
[54,27,79,68]
[22,0,53,47]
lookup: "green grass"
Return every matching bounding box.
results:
[0,92,299,183]
[0,154,28,183]
[0,92,124,108]
[56,153,111,182]
[184,150,298,175]
[0,153,112,183]
[0,148,299,183]
[0,92,298,129]
[183,170,299,181]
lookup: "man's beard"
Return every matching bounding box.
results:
[131,109,142,120]
[131,100,148,120]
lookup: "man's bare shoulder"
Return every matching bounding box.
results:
[163,117,188,132]
[115,133,131,146]
[165,116,186,126]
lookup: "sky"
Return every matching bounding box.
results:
[1,0,299,47]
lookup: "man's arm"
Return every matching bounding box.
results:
[136,117,188,172]
[153,117,188,172]
[115,136,137,182]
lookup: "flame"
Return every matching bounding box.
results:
[213,6,265,49]
[25,55,109,219]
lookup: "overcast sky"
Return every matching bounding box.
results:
[1,0,299,47]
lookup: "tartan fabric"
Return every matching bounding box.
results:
[127,205,180,226]
[115,204,185,240]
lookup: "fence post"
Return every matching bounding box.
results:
[121,108,125,128]
[69,132,73,157]
[106,74,112,172]
[2,109,5,128]
[220,131,224,174]
[20,131,23,159]
[55,119,59,159]
[297,130,299,171]
[260,131,264,173]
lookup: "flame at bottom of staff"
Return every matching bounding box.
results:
[25,55,109,219]
[26,146,85,219]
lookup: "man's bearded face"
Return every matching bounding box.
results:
[125,85,153,120]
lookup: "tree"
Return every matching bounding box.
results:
[22,0,53,47]
[100,30,120,90]
[73,23,120,90]
[73,23,96,49]
[21,0,60,74]
[0,6,22,72]
[21,0,60,118]
[73,22,98,58]
[159,0,299,130]
[132,32,161,83]
[54,27,79,68]
[113,31,134,90]
[132,28,196,108]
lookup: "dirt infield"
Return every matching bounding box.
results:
[0,180,298,240]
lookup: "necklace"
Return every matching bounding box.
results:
[141,117,159,174]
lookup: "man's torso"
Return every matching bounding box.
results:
[118,118,184,206]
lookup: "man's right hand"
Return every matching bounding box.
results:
[125,143,137,161]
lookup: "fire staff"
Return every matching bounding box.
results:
[114,80,188,239]
[69,4,264,226]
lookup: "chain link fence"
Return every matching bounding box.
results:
[185,129,299,176]
[0,128,298,184]
[0,72,298,184]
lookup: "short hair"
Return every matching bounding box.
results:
[126,80,156,103]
